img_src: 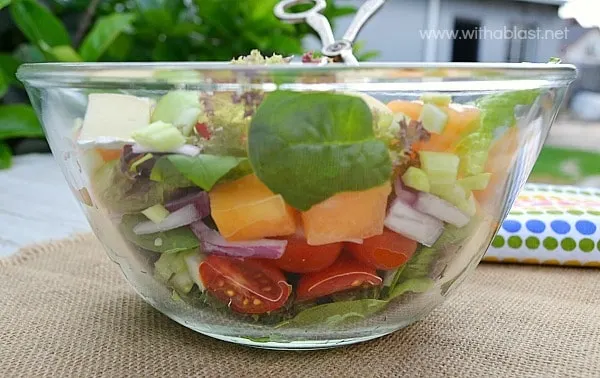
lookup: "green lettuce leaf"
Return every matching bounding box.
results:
[276,299,388,328]
[455,89,540,176]
[248,91,392,210]
[157,154,247,191]
[388,247,437,299]
[475,89,540,135]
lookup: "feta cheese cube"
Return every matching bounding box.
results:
[79,93,152,144]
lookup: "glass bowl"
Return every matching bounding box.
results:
[18,62,576,349]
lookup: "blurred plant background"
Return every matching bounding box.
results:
[0,0,377,169]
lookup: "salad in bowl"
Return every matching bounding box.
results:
[17,51,576,349]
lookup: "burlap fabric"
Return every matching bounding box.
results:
[1,234,600,378]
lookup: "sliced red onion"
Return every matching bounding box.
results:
[190,221,287,259]
[131,143,201,156]
[165,191,210,218]
[134,204,201,235]
[394,178,418,205]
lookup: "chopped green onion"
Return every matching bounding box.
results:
[130,153,153,172]
[142,204,170,224]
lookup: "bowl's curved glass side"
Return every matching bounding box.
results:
[23,70,570,348]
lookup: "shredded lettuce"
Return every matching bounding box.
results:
[455,89,541,176]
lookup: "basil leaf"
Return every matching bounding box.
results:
[248,91,392,211]
[119,213,200,254]
[164,154,247,190]
[276,299,388,328]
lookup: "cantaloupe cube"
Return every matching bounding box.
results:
[301,182,392,246]
[209,174,297,241]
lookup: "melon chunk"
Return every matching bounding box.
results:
[301,182,392,246]
[209,174,297,241]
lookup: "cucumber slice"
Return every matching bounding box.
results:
[458,173,492,191]
[151,91,202,136]
[402,167,430,192]
[420,93,452,107]
[456,191,477,217]
[131,121,186,151]
[430,183,477,217]
[419,151,459,184]
[430,183,468,205]
[419,104,448,134]
[141,204,170,224]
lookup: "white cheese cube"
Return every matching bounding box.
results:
[79,93,152,144]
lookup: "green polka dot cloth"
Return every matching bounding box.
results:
[484,184,600,267]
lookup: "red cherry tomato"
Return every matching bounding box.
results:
[274,234,342,273]
[195,122,211,140]
[346,229,418,270]
[199,255,291,314]
[296,255,382,301]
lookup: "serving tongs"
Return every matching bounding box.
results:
[274,0,386,66]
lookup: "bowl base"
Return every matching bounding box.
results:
[200,331,397,350]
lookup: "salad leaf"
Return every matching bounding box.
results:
[475,89,540,135]
[154,249,198,294]
[160,154,247,191]
[248,91,393,211]
[276,299,388,328]
[454,131,493,177]
[119,213,200,254]
[455,89,540,176]
[93,161,166,213]
[150,157,195,188]
[390,277,435,298]
[388,247,438,299]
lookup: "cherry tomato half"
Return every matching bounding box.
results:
[296,255,382,301]
[346,229,418,270]
[274,234,342,273]
[199,255,291,314]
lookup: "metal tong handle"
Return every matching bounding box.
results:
[306,12,335,48]
[342,0,385,43]
[273,0,335,48]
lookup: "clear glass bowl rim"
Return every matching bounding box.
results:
[17,61,577,87]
